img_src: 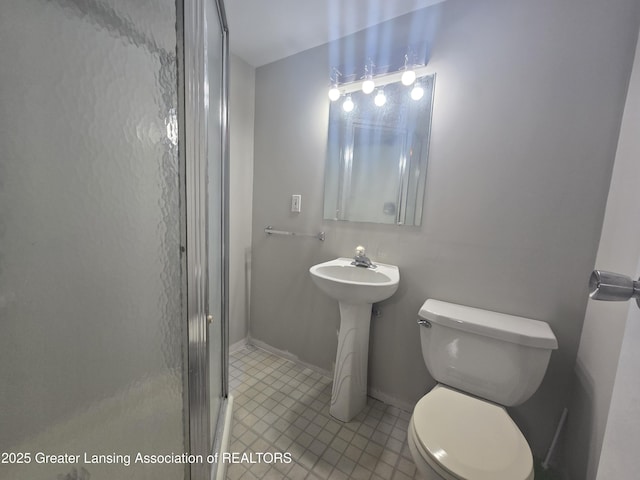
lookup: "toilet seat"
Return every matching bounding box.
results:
[410,385,534,480]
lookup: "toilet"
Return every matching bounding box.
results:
[407,299,558,480]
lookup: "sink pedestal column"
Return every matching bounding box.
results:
[330,302,372,422]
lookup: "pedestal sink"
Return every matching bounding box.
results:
[309,257,399,422]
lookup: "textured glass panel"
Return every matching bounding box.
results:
[0,1,184,479]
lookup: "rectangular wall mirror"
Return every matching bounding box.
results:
[324,74,435,226]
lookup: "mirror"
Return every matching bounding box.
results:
[324,74,435,225]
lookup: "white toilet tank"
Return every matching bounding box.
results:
[418,299,558,406]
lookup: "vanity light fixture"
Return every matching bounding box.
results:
[374,89,386,107]
[328,68,342,101]
[342,94,354,112]
[327,64,432,108]
[411,81,425,100]
[327,65,431,96]
[328,86,341,101]
[362,78,375,95]
[361,61,375,94]
[400,53,417,86]
[401,69,416,86]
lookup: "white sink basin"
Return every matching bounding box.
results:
[309,257,400,422]
[309,257,399,304]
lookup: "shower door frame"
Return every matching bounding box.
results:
[182,0,230,479]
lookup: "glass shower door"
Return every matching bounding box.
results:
[207,0,226,439]
[184,0,229,478]
[0,1,187,479]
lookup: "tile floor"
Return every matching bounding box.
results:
[227,345,425,480]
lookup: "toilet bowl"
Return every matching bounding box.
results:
[408,300,558,480]
[408,386,533,480]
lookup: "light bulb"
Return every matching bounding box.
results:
[362,78,375,94]
[342,95,354,112]
[374,89,386,107]
[401,69,416,86]
[328,86,340,101]
[411,84,424,100]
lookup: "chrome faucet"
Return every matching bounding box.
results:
[351,245,376,268]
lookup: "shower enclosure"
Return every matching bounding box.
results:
[0,0,228,479]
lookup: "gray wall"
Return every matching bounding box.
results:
[229,53,256,346]
[249,0,640,458]
[568,30,640,480]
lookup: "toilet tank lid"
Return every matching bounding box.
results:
[419,299,558,349]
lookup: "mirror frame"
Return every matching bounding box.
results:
[323,74,436,226]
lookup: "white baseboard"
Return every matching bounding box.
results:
[244,337,415,414]
[246,337,333,379]
[367,387,415,413]
[229,338,249,354]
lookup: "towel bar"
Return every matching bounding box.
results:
[264,226,325,241]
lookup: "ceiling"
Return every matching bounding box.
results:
[224,0,446,67]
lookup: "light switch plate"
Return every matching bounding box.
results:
[291,194,301,213]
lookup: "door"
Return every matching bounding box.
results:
[0,1,186,479]
[591,25,640,479]
[596,280,640,477]
[206,0,229,446]
[183,0,229,478]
